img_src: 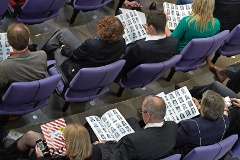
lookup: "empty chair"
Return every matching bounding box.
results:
[166,30,229,82]
[67,0,113,24]
[212,25,240,63]
[0,0,9,25]
[0,74,61,125]
[47,60,126,112]
[182,143,221,160]
[229,138,240,158]
[8,0,67,24]
[215,134,238,159]
[117,55,182,97]
[162,154,181,160]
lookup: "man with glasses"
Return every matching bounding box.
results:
[94,95,178,160]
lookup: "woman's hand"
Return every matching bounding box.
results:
[35,145,44,158]
[192,97,201,110]
[231,98,240,107]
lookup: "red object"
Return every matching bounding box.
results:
[10,0,26,8]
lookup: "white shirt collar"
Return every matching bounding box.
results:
[145,34,166,41]
[144,121,164,129]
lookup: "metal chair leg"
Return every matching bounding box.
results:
[62,102,70,112]
[69,9,80,24]
[117,87,124,97]
[166,69,176,82]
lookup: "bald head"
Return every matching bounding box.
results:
[142,95,166,120]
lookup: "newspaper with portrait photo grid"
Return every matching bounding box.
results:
[86,108,135,142]
[163,2,192,30]
[116,10,147,45]
[156,86,199,123]
[0,33,13,61]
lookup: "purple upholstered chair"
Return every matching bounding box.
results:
[0,0,9,25]
[182,143,221,160]
[67,0,113,24]
[166,30,229,82]
[162,154,181,160]
[47,60,126,112]
[215,134,238,159]
[0,74,61,125]
[8,0,67,24]
[212,25,240,63]
[117,55,182,97]
[229,138,240,158]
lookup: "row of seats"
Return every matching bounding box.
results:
[0,0,113,25]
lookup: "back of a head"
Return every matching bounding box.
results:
[7,23,30,51]
[146,10,166,33]
[64,124,92,160]
[201,90,225,120]
[97,16,124,43]
[190,0,215,32]
[143,95,166,120]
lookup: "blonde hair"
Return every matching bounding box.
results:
[64,124,92,160]
[188,0,215,32]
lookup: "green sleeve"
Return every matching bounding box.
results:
[170,17,188,40]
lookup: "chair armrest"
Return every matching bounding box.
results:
[47,64,69,97]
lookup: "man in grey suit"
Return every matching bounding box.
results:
[94,95,178,160]
[0,23,47,93]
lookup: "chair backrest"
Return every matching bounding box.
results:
[174,37,215,72]
[219,24,240,56]
[73,0,112,10]
[0,0,9,24]
[229,138,240,158]
[119,55,182,88]
[0,74,61,115]
[162,154,181,160]
[16,0,67,24]
[64,60,125,99]
[215,134,238,159]
[182,143,221,160]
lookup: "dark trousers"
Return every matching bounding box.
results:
[189,81,240,99]
[226,62,240,94]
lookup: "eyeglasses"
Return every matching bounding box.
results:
[138,108,148,114]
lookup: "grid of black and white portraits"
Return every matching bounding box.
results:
[163,2,192,30]
[117,10,147,45]
[157,86,199,123]
[86,109,134,142]
[0,33,12,61]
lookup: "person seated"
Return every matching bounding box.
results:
[32,16,126,82]
[0,23,47,94]
[0,124,102,160]
[115,0,142,15]
[165,0,220,53]
[93,95,178,160]
[174,90,229,157]
[121,10,178,75]
[214,0,240,31]
[176,0,193,5]
[188,81,240,138]
[206,58,240,94]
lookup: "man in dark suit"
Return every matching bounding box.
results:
[121,10,178,74]
[94,95,178,160]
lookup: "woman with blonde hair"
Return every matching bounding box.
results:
[166,0,220,52]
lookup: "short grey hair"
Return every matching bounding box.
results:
[143,95,166,119]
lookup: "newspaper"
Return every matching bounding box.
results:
[163,2,192,30]
[156,86,199,123]
[116,10,147,45]
[0,33,13,61]
[86,108,135,142]
[41,118,67,156]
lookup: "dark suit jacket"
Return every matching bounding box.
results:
[214,0,240,31]
[122,37,178,73]
[175,116,229,157]
[97,121,178,160]
[60,38,126,81]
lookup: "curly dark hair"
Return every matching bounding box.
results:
[97,16,124,43]
[7,23,30,51]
